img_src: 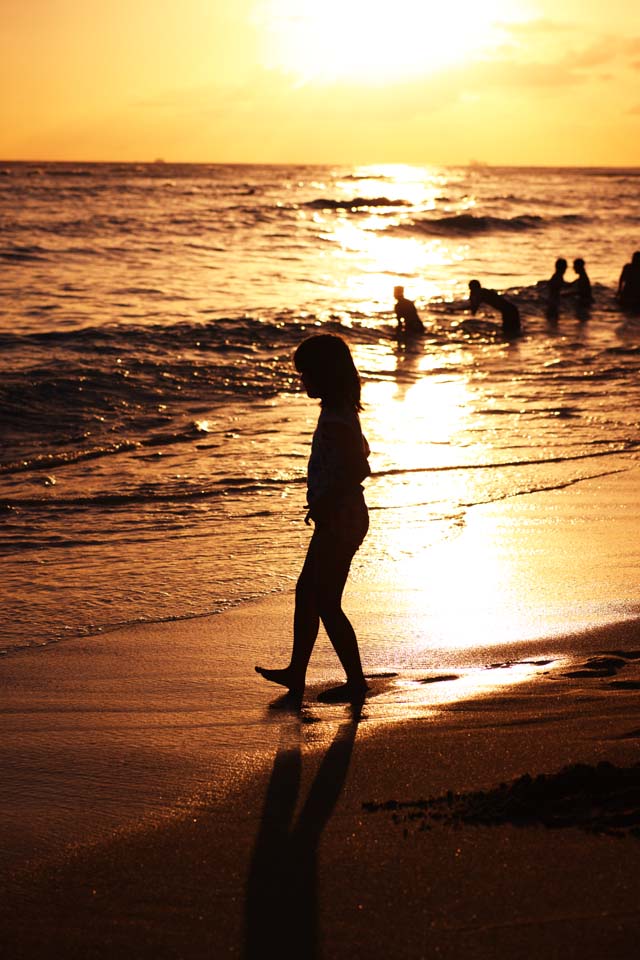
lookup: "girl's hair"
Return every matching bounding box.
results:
[294,334,362,411]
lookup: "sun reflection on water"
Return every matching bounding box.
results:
[318,218,461,309]
[349,344,556,655]
[366,373,473,459]
[299,163,474,310]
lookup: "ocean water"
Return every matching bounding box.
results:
[1,161,640,654]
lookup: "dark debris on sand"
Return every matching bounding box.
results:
[363,761,640,840]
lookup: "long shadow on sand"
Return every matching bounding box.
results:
[244,709,360,960]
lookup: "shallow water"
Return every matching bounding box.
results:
[1,162,639,652]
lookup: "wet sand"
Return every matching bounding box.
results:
[2,464,640,958]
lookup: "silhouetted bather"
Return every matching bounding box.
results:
[571,258,592,306]
[618,251,640,309]
[393,286,425,338]
[468,279,521,338]
[255,334,370,703]
[546,257,568,317]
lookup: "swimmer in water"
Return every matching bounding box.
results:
[393,286,425,339]
[468,279,521,338]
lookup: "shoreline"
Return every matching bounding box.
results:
[4,455,638,663]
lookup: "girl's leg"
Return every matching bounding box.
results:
[255,533,322,695]
[314,534,367,691]
[286,534,322,688]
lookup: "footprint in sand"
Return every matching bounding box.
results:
[487,659,555,671]
[562,655,627,679]
[418,674,460,684]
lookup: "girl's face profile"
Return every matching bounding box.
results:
[299,368,320,398]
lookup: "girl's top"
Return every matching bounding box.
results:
[306,404,370,512]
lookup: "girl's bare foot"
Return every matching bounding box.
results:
[255,665,303,695]
[317,679,369,703]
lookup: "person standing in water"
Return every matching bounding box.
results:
[393,285,425,339]
[256,334,371,704]
[571,258,592,302]
[571,258,592,313]
[546,257,568,318]
[618,251,640,310]
[468,279,521,338]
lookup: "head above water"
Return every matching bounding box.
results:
[573,258,585,271]
[294,334,362,411]
[393,285,404,299]
[555,257,568,272]
[632,251,640,267]
[469,279,481,293]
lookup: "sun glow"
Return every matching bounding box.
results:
[259,0,524,85]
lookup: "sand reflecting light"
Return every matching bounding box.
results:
[297,660,564,733]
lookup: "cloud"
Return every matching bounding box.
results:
[471,59,586,89]
[503,18,574,36]
[569,38,621,69]
[454,28,640,93]
[491,21,640,81]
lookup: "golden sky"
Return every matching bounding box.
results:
[2,0,639,164]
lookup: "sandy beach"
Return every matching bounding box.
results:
[2,463,640,959]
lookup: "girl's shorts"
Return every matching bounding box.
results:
[313,491,369,551]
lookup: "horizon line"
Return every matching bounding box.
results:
[2,159,640,171]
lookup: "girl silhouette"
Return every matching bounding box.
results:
[256,334,371,703]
